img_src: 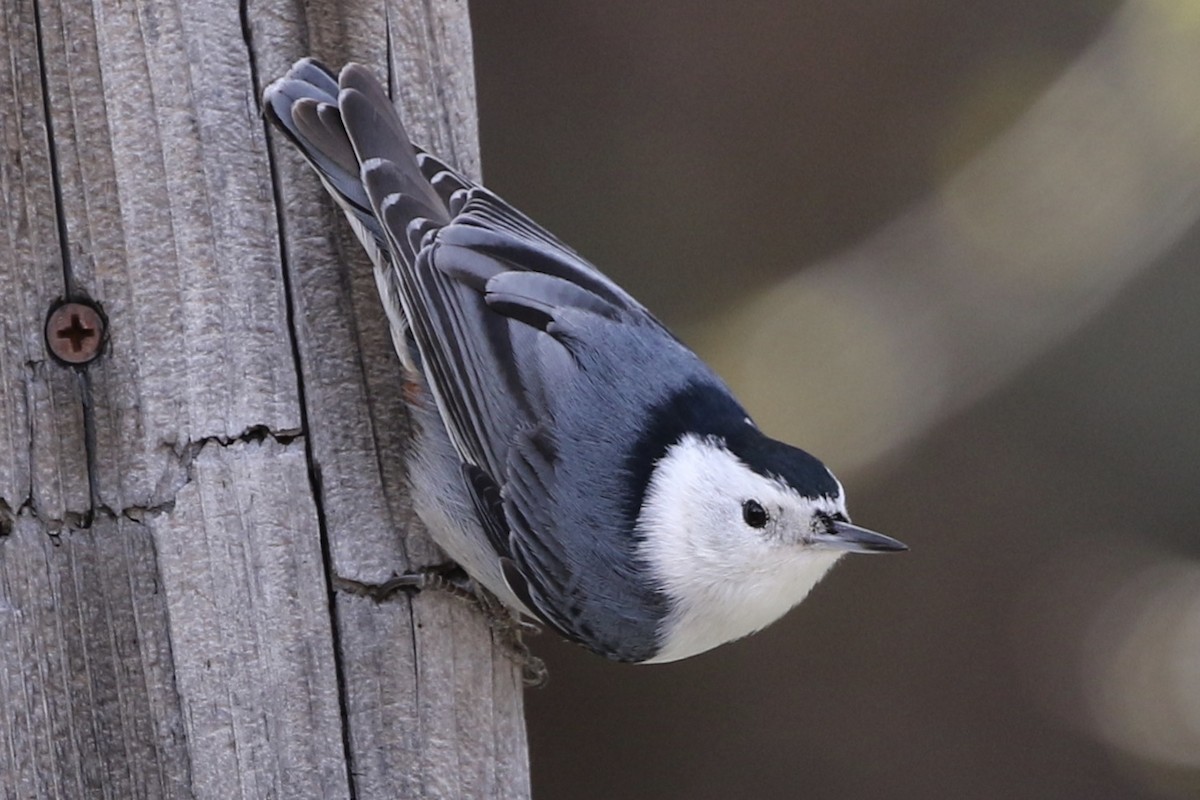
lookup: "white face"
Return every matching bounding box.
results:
[636,433,850,663]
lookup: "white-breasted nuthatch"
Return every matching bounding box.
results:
[263,60,906,664]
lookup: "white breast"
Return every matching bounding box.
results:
[645,547,842,663]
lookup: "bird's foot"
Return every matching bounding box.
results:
[332,564,547,686]
[474,588,547,686]
[332,562,478,603]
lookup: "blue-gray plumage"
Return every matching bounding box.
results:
[264,59,906,664]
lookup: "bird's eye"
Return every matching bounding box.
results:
[742,499,769,528]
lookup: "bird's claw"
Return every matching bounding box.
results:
[332,564,548,685]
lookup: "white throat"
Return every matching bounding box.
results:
[636,434,845,663]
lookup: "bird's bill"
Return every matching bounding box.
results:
[816,520,908,553]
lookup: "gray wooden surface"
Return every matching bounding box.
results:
[0,0,529,797]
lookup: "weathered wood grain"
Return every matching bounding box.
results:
[0,0,89,528]
[249,0,529,796]
[150,437,347,799]
[1,0,529,796]
[0,515,191,799]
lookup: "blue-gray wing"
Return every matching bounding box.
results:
[266,60,667,658]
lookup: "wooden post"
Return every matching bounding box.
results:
[0,0,529,797]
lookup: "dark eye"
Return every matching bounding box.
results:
[742,499,769,528]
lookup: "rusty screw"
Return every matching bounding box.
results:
[45,301,105,365]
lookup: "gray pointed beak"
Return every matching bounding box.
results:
[815,520,908,553]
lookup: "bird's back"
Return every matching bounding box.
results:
[264,59,748,661]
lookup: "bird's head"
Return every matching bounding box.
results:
[636,427,905,662]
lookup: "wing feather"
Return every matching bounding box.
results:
[264,59,669,656]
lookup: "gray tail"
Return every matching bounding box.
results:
[264,58,466,373]
[262,58,452,257]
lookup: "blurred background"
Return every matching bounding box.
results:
[470,2,1200,798]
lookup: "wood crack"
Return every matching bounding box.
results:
[238,4,360,797]
[182,424,305,452]
[0,425,306,531]
[29,0,73,288]
[31,0,107,528]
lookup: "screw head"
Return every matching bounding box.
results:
[45,301,105,365]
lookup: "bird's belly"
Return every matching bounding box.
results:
[406,397,531,615]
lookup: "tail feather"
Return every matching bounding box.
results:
[263,63,381,244]
[336,65,449,226]
[263,58,448,374]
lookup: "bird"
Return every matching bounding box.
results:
[262,59,906,664]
